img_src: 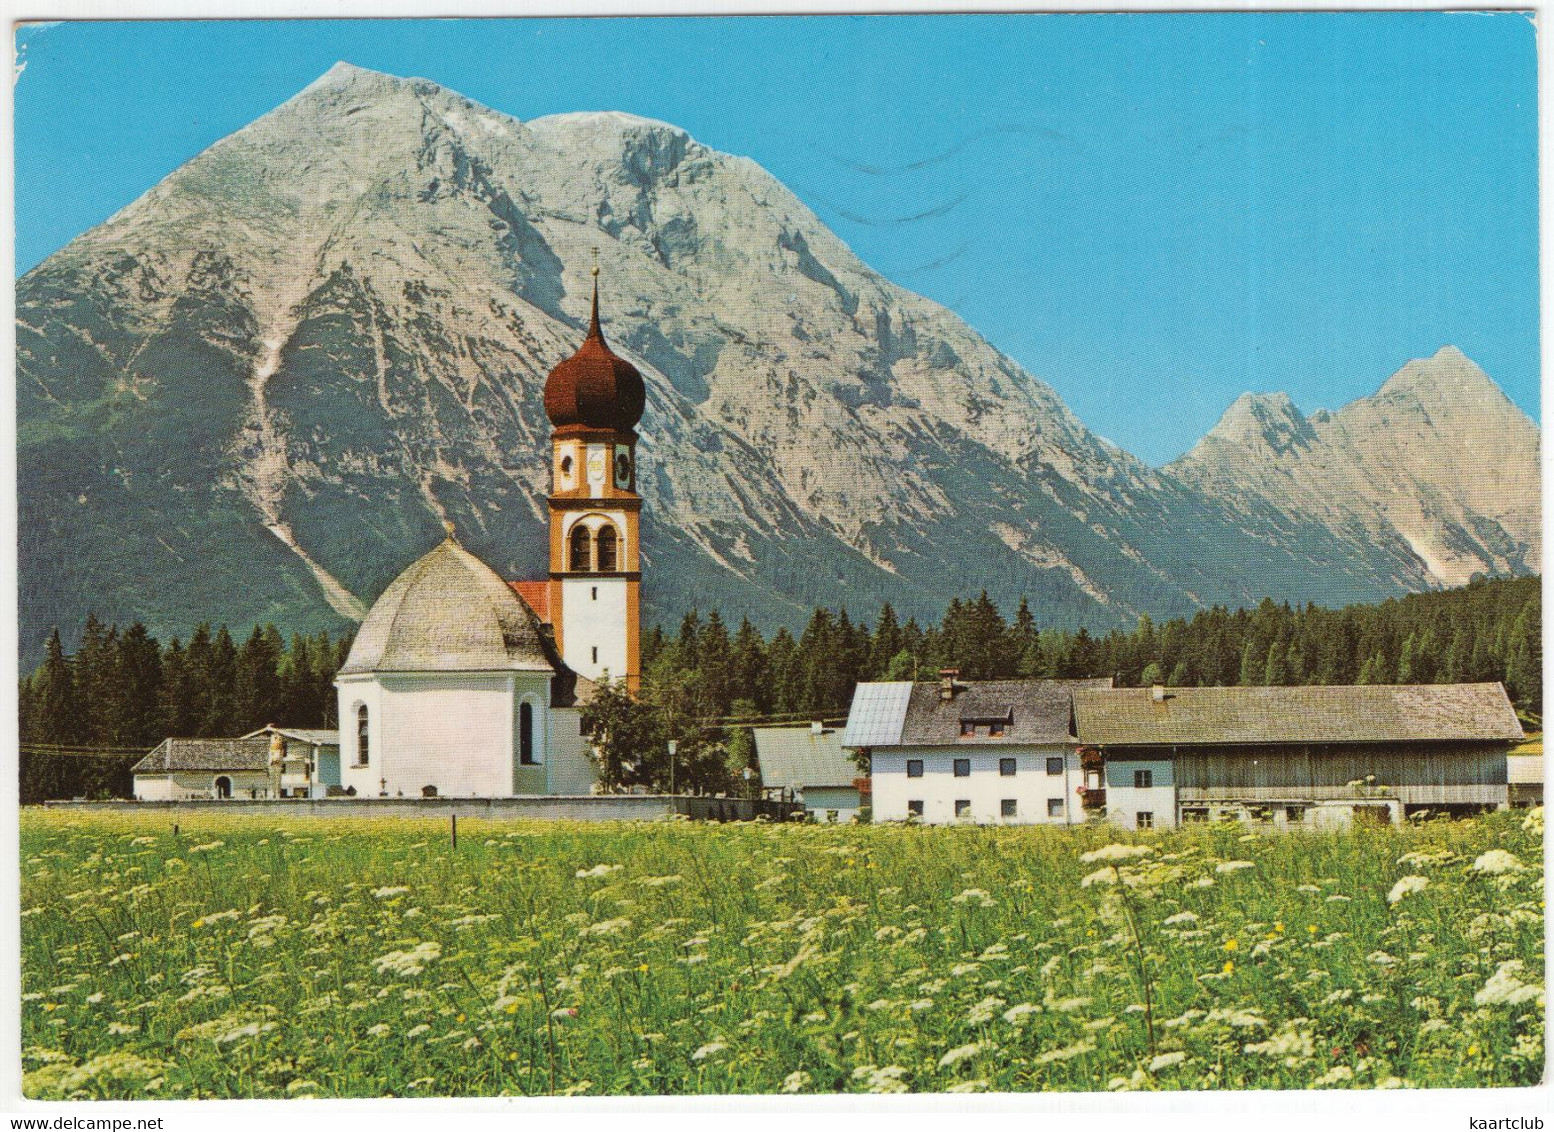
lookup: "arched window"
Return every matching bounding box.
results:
[569,524,592,572]
[214,776,232,799]
[356,704,370,767]
[596,525,618,572]
[520,702,537,765]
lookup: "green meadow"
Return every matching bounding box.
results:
[19,807,1545,1098]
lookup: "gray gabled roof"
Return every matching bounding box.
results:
[340,538,556,675]
[843,678,1112,749]
[1074,683,1524,747]
[753,725,858,790]
[241,726,340,747]
[132,738,271,774]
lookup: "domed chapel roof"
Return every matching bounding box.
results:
[339,535,556,675]
[544,274,646,432]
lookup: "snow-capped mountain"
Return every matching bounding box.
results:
[16,64,1541,659]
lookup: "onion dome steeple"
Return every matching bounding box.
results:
[544,269,646,432]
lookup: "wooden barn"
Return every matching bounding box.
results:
[1072,682,1525,830]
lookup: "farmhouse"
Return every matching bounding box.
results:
[132,738,275,800]
[1074,682,1523,829]
[843,671,1114,825]
[752,722,865,822]
[843,674,1524,827]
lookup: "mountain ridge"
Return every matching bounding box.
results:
[16,64,1541,664]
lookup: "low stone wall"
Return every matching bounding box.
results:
[41,795,799,823]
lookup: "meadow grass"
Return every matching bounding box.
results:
[19,806,1545,1098]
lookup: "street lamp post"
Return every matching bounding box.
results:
[667,740,677,796]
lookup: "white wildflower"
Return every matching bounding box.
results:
[372,941,442,977]
[964,997,1004,1026]
[1313,1065,1354,1087]
[945,1079,990,1093]
[1149,1051,1187,1072]
[691,1040,727,1062]
[1163,911,1199,925]
[1034,1039,1096,1064]
[1081,844,1153,863]
[781,1070,811,1093]
[950,888,996,907]
[938,1042,988,1069]
[1472,850,1521,875]
[575,864,622,879]
[1474,960,1544,1007]
[371,886,410,900]
[1215,860,1255,873]
[1388,875,1429,904]
[1002,1003,1041,1024]
[366,1023,391,1038]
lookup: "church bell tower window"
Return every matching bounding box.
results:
[597,525,618,572]
[569,524,592,572]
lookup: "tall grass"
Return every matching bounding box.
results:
[19,807,1544,1097]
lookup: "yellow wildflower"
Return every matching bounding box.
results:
[1222,960,1235,975]
[1223,938,1238,952]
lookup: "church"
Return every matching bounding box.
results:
[333,271,643,798]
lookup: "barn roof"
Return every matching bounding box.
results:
[132,738,271,774]
[1073,683,1524,747]
[753,725,857,790]
[842,678,1113,748]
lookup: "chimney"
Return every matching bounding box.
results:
[1151,684,1167,703]
[939,668,961,701]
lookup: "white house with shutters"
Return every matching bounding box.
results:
[842,671,1114,824]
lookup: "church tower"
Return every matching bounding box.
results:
[542,269,644,691]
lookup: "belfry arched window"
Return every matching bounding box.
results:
[356,704,370,767]
[596,525,618,572]
[520,702,536,765]
[570,524,592,572]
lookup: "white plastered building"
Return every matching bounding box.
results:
[334,537,599,798]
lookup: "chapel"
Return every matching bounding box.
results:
[333,272,644,797]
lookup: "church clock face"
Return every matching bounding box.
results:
[586,448,607,493]
[614,451,631,488]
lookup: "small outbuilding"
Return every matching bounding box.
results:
[241,726,343,798]
[131,738,275,801]
[752,722,864,822]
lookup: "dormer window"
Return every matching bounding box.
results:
[960,721,976,737]
[989,720,1007,737]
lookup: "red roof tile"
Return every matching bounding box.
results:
[509,580,551,624]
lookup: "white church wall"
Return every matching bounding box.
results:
[337,676,383,798]
[545,707,600,795]
[379,674,515,797]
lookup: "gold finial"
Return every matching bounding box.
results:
[443,519,456,540]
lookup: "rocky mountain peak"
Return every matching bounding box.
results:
[1372,344,1514,415]
[1190,390,1315,458]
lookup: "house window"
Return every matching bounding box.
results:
[1136,811,1154,830]
[1048,797,1065,819]
[592,646,599,665]
[597,526,619,571]
[355,704,369,767]
[1046,756,1064,776]
[953,758,970,777]
[569,524,592,571]
[955,799,971,818]
[214,775,232,799]
[1182,807,1209,823]
[907,800,924,818]
[1001,799,1017,818]
[906,759,923,778]
[989,720,1006,737]
[960,721,976,737]
[826,810,839,823]
[1134,769,1153,789]
[999,757,1016,777]
[1285,805,1307,824]
[591,586,598,601]
[519,702,537,765]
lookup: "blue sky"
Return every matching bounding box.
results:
[13,14,1539,464]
